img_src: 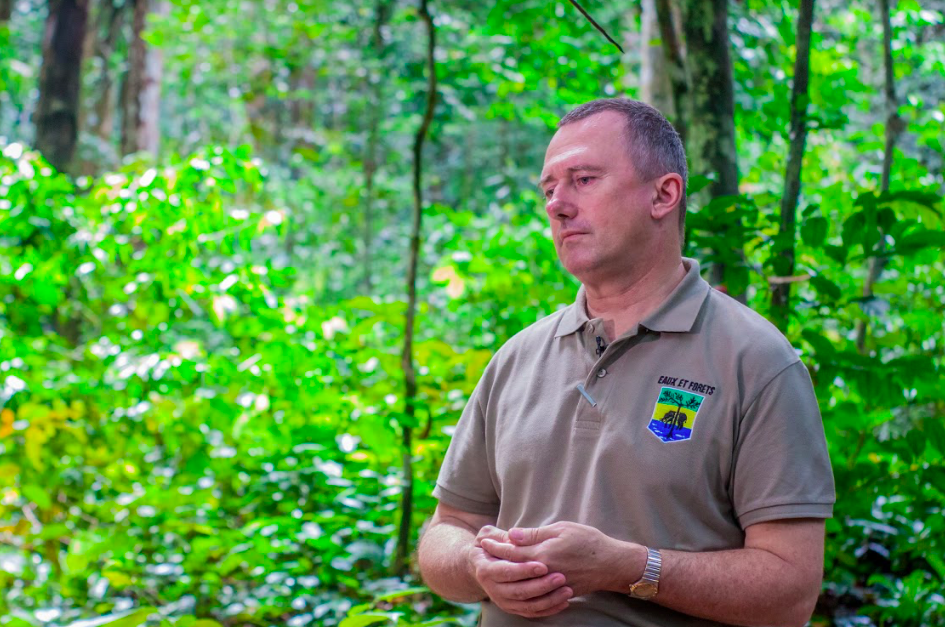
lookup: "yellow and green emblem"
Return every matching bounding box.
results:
[647,386,705,442]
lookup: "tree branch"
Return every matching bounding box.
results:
[568,0,624,53]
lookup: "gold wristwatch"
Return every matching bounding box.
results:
[628,547,662,600]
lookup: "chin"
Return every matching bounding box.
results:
[560,257,599,280]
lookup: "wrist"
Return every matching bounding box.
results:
[602,541,649,594]
[464,544,488,600]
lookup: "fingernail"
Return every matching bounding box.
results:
[552,574,565,585]
[510,529,524,542]
[533,566,544,576]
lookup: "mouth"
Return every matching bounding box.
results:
[559,231,586,243]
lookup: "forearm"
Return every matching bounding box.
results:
[482,520,824,627]
[417,520,486,603]
[601,542,820,627]
[655,546,819,627]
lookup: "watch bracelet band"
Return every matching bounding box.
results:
[628,546,662,599]
[640,546,662,581]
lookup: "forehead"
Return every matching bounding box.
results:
[542,111,629,173]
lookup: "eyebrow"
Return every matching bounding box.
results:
[539,165,606,189]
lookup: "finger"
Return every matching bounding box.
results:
[525,601,572,618]
[505,585,573,617]
[475,525,510,545]
[509,525,556,546]
[479,557,548,583]
[480,538,534,563]
[497,572,568,602]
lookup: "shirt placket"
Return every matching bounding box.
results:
[576,322,647,420]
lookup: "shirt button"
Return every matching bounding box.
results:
[596,368,607,378]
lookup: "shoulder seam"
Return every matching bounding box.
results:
[741,357,804,417]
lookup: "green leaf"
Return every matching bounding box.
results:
[102,608,157,627]
[21,484,51,509]
[700,194,742,213]
[61,609,156,627]
[877,189,943,213]
[338,614,393,627]
[905,429,925,460]
[926,551,945,581]
[823,244,847,263]
[373,586,428,602]
[31,278,63,307]
[893,229,945,256]
[687,175,713,195]
[841,210,867,249]
[810,275,842,302]
[800,216,828,248]
[921,418,945,455]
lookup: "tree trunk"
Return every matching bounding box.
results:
[35,0,90,173]
[1,0,13,22]
[362,0,392,294]
[653,0,688,144]
[680,0,744,296]
[640,0,674,116]
[120,0,146,156]
[854,0,902,353]
[771,0,815,331]
[395,0,436,577]
[138,0,166,155]
[79,0,124,174]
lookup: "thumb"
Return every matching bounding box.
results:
[508,526,554,546]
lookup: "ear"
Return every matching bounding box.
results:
[650,173,684,221]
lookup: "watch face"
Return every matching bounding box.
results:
[632,582,658,599]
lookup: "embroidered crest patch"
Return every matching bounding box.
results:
[647,386,705,443]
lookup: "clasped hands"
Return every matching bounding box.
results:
[468,521,626,619]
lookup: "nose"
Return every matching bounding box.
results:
[545,189,577,221]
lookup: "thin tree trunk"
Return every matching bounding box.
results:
[138,0,165,155]
[681,0,743,296]
[363,0,391,293]
[395,0,436,576]
[287,46,314,180]
[771,0,815,331]
[654,0,687,144]
[92,0,121,148]
[35,0,90,172]
[120,0,146,156]
[0,0,12,21]
[855,0,902,353]
[640,0,674,116]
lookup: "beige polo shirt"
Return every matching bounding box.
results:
[433,258,835,627]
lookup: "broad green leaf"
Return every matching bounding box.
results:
[800,216,828,248]
[338,614,393,627]
[810,275,841,302]
[21,484,51,509]
[373,586,428,602]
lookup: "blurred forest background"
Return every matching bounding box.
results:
[0,0,944,625]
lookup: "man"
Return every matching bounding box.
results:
[417,99,835,627]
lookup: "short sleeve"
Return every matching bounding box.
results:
[732,360,836,528]
[432,378,500,517]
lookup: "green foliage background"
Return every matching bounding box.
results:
[0,0,943,626]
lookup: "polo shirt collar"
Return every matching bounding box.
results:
[554,258,711,338]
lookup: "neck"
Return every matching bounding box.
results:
[583,258,687,340]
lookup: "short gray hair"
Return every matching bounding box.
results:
[558,98,688,237]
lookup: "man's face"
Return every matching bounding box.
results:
[539,111,655,283]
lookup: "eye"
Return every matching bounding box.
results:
[577,176,594,186]
[544,187,555,200]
